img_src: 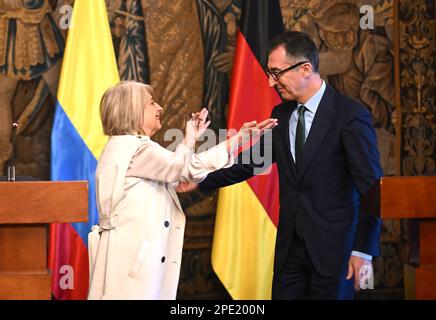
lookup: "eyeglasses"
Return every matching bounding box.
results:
[266,61,310,81]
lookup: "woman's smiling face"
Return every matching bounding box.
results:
[141,93,163,137]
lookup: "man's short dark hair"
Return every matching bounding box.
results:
[269,31,320,73]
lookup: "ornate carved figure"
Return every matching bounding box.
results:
[106,0,150,83]
[281,0,396,175]
[0,0,66,174]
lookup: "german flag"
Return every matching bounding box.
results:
[211,0,284,299]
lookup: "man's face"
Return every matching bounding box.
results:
[267,46,309,102]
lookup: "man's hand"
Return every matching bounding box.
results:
[176,182,198,193]
[347,255,372,291]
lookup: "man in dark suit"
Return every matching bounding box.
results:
[178,31,382,299]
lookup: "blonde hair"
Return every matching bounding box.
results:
[99,81,154,136]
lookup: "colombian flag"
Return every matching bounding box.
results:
[211,0,284,299]
[49,0,119,299]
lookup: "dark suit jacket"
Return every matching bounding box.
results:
[200,84,382,277]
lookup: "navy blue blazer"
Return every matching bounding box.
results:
[199,84,383,277]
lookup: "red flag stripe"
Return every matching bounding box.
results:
[227,31,281,226]
[48,223,89,300]
[228,31,281,127]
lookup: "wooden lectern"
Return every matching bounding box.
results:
[362,176,436,299]
[0,181,88,299]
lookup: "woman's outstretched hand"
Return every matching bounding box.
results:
[177,117,278,192]
[232,118,278,147]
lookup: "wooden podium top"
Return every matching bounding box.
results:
[362,176,436,219]
[0,181,88,224]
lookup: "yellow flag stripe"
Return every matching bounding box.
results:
[57,0,119,159]
[212,182,277,299]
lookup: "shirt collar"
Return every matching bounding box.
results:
[297,80,326,114]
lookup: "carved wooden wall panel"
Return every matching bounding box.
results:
[398,0,436,176]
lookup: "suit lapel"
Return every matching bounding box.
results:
[299,85,338,181]
[279,101,298,180]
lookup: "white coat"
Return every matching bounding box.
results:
[87,135,234,299]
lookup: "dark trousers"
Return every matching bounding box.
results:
[272,234,355,300]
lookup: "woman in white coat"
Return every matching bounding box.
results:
[87,81,277,299]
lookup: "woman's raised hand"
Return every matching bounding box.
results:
[184,108,211,148]
[193,108,211,139]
